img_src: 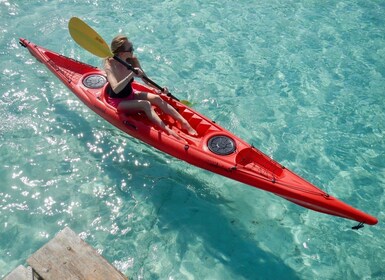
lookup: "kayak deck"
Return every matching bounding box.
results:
[20,38,378,226]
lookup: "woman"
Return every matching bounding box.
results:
[104,35,197,140]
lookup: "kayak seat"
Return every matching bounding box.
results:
[100,83,119,111]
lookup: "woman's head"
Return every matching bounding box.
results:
[111,35,134,55]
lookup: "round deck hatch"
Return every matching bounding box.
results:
[207,135,236,155]
[82,74,107,89]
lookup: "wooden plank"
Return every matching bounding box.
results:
[27,227,128,280]
[4,265,32,280]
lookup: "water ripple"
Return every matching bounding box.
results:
[1,1,385,279]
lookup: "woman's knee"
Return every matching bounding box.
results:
[139,100,152,113]
[149,95,163,105]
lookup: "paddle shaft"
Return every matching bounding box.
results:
[113,55,180,102]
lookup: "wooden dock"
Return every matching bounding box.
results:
[4,227,128,280]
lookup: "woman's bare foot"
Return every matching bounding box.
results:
[181,121,198,136]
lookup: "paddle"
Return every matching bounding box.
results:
[68,17,191,106]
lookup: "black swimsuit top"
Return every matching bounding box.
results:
[107,78,134,98]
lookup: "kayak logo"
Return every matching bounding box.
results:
[83,74,107,89]
[207,135,236,155]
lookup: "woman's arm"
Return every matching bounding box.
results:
[104,59,135,93]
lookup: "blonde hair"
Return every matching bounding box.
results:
[110,35,133,55]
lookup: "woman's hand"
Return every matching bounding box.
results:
[155,87,169,95]
[162,87,169,94]
[133,67,144,77]
[156,87,169,95]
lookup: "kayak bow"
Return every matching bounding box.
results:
[19,38,378,227]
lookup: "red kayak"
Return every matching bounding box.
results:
[19,38,378,227]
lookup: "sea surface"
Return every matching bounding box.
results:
[1,1,385,279]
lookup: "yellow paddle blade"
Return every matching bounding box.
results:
[68,17,113,58]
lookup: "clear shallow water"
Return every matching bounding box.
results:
[1,0,385,279]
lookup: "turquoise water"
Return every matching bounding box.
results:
[1,0,385,279]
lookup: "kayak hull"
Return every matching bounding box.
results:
[20,38,378,226]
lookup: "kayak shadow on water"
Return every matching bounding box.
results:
[137,170,301,280]
[97,152,301,278]
[54,103,300,279]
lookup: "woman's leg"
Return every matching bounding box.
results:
[135,92,197,136]
[117,100,182,140]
